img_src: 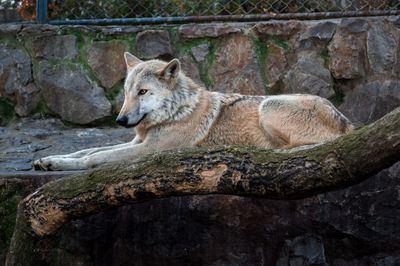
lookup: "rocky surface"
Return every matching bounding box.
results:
[179,54,204,87]
[30,34,78,60]
[178,23,242,39]
[135,30,173,60]
[210,35,265,95]
[366,21,398,77]
[87,40,129,89]
[37,62,112,125]
[328,19,368,80]
[0,118,131,172]
[1,17,399,126]
[0,46,39,116]
[339,80,400,126]
[298,21,336,44]
[191,43,209,63]
[283,57,335,98]
[264,42,287,91]
[253,20,303,39]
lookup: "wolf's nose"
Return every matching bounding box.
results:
[116,116,128,127]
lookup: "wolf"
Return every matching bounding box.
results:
[33,52,353,171]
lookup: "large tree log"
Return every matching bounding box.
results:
[6,107,400,265]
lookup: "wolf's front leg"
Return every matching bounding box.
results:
[43,136,142,159]
[34,142,153,171]
[33,137,142,170]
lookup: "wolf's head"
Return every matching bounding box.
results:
[116,53,198,128]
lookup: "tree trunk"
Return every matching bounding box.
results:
[6,107,400,265]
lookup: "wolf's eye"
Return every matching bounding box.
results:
[138,89,148,96]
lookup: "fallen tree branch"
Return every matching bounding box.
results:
[6,107,400,265]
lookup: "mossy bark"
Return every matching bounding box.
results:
[6,107,400,265]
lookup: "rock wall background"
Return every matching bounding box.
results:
[1,16,400,265]
[1,16,400,126]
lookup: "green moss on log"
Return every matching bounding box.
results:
[42,151,182,199]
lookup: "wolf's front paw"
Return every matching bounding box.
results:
[33,157,55,171]
[33,156,88,171]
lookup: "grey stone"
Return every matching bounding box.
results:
[285,234,326,265]
[179,55,204,87]
[210,35,265,95]
[31,35,78,60]
[299,21,336,42]
[376,256,400,266]
[283,58,335,99]
[20,24,59,36]
[135,30,173,59]
[264,43,287,90]
[367,22,397,75]
[328,28,366,79]
[95,26,141,35]
[179,23,241,40]
[339,18,369,33]
[253,20,303,39]
[0,162,33,171]
[37,62,111,125]
[13,83,40,116]
[0,117,131,176]
[5,143,51,154]
[191,43,209,62]
[0,24,22,36]
[339,80,400,125]
[87,40,128,89]
[394,16,400,28]
[0,46,32,94]
[0,46,39,116]
[114,89,125,113]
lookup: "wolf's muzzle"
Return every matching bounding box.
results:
[116,113,147,128]
[116,115,129,127]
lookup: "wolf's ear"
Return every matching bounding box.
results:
[124,52,142,71]
[159,59,181,81]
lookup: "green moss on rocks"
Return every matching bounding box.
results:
[269,37,289,51]
[32,98,58,119]
[172,32,219,89]
[253,37,269,94]
[198,40,218,89]
[0,37,21,49]
[321,49,330,69]
[0,98,16,125]
[332,84,345,106]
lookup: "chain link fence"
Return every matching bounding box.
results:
[1,0,400,24]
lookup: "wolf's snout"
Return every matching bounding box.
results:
[116,116,128,127]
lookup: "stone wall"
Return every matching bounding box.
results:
[1,16,400,126]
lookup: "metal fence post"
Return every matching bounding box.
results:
[36,0,48,23]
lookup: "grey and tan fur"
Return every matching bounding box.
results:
[33,53,353,171]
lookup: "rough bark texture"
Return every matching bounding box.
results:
[5,107,400,265]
